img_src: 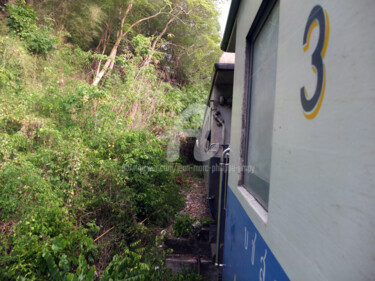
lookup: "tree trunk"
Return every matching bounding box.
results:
[92,2,133,86]
[93,20,111,78]
[92,37,121,86]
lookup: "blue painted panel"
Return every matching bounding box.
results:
[223,188,289,281]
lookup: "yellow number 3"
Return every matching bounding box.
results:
[301,5,330,119]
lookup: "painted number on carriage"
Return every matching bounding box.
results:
[301,5,329,119]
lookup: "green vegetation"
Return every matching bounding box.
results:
[172,213,196,237]
[173,213,214,237]
[5,2,57,55]
[0,0,221,280]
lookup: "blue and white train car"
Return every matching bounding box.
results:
[203,0,375,280]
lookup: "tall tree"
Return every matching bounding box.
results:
[92,0,218,86]
[92,0,172,85]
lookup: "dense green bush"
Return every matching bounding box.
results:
[172,213,196,237]
[6,2,57,55]
[172,213,214,238]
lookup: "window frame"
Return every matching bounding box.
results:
[240,0,280,211]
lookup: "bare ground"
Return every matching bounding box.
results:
[180,172,212,220]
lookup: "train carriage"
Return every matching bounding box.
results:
[198,0,375,280]
[198,52,234,221]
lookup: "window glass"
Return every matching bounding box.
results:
[244,1,279,210]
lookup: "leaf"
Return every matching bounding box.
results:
[86,266,95,280]
[42,250,62,281]
[52,235,65,253]
[59,254,70,273]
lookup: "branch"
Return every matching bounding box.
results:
[121,5,169,39]
[167,42,195,56]
[120,0,134,37]
[94,226,115,243]
[145,8,187,65]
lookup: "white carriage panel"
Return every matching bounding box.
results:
[228,0,375,280]
[270,0,375,280]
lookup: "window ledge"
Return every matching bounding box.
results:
[238,185,268,223]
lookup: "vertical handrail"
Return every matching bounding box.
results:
[223,151,230,210]
[215,147,230,267]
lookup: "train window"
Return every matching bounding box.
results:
[244,0,279,210]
